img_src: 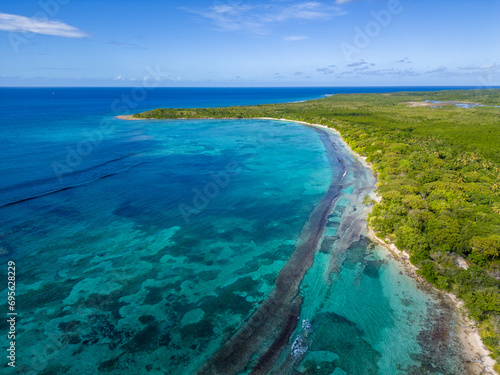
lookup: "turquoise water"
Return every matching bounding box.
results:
[1,119,338,374]
[0,88,470,374]
[262,128,467,375]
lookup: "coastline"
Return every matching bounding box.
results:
[296,118,497,375]
[115,114,250,121]
[282,117,497,375]
[369,228,496,375]
[117,114,496,374]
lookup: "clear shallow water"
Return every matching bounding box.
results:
[0,88,469,374]
[2,119,335,374]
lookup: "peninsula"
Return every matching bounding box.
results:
[127,89,500,373]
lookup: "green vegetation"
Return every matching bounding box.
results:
[134,89,500,369]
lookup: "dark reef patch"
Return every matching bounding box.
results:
[311,312,381,375]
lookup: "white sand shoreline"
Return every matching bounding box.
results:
[115,114,142,120]
[368,228,496,374]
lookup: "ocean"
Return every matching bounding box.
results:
[0,87,472,374]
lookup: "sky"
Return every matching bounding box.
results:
[0,0,499,87]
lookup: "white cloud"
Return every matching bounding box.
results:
[397,57,411,64]
[480,63,497,69]
[113,75,125,81]
[347,59,370,67]
[108,41,143,48]
[458,63,498,71]
[335,0,369,4]
[350,68,420,77]
[182,2,346,34]
[354,65,369,71]
[0,12,88,38]
[317,65,337,74]
[260,2,341,22]
[425,66,448,74]
[284,35,309,41]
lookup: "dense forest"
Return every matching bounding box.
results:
[133,89,500,371]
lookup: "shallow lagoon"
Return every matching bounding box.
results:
[1,118,467,374]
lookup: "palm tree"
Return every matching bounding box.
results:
[493,204,500,215]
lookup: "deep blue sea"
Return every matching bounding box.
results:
[0,87,472,374]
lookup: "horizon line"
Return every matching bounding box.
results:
[1,85,498,89]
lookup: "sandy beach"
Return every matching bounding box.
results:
[115,114,141,120]
[369,229,496,375]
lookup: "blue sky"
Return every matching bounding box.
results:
[0,0,499,86]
